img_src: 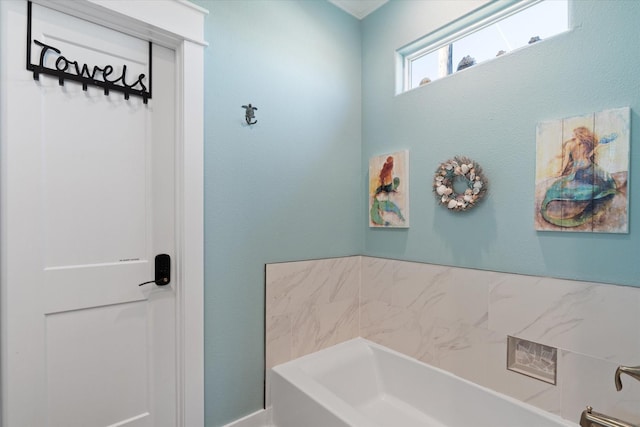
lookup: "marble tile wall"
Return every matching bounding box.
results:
[264,256,361,404]
[265,256,640,425]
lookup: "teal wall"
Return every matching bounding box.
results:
[362,0,640,287]
[193,1,362,425]
[194,0,640,425]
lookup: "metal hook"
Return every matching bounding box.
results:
[241,103,258,125]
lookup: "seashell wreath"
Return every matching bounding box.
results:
[433,156,487,212]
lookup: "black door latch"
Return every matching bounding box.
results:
[138,254,171,286]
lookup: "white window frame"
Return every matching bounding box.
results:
[396,0,565,94]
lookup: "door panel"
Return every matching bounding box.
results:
[42,89,148,269]
[2,2,177,426]
[46,302,149,427]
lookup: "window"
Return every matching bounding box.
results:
[398,0,569,93]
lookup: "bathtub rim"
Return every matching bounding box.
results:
[271,337,578,427]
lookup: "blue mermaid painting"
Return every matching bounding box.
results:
[369,150,409,227]
[535,107,629,233]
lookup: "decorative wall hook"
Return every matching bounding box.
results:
[26,1,152,104]
[241,104,258,125]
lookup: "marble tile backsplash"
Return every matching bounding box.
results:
[265,256,360,405]
[265,256,640,425]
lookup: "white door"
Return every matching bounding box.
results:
[2,2,178,426]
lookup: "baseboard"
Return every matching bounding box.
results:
[222,408,272,427]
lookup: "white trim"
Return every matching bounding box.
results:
[30,0,208,47]
[327,0,388,20]
[0,1,206,426]
[175,0,210,16]
[177,38,206,427]
[222,409,273,427]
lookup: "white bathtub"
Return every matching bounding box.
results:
[271,338,578,427]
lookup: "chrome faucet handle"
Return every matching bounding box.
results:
[580,406,639,427]
[615,365,640,391]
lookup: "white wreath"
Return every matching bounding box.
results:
[434,156,487,212]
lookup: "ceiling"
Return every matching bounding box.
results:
[328,0,389,19]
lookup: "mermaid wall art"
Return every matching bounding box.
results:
[534,107,630,233]
[369,150,409,227]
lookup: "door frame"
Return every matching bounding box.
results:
[0,1,207,426]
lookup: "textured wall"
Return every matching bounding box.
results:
[192,1,363,425]
[195,0,640,424]
[362,0,640,287]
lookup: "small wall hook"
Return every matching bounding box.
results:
[241,103,258,125]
